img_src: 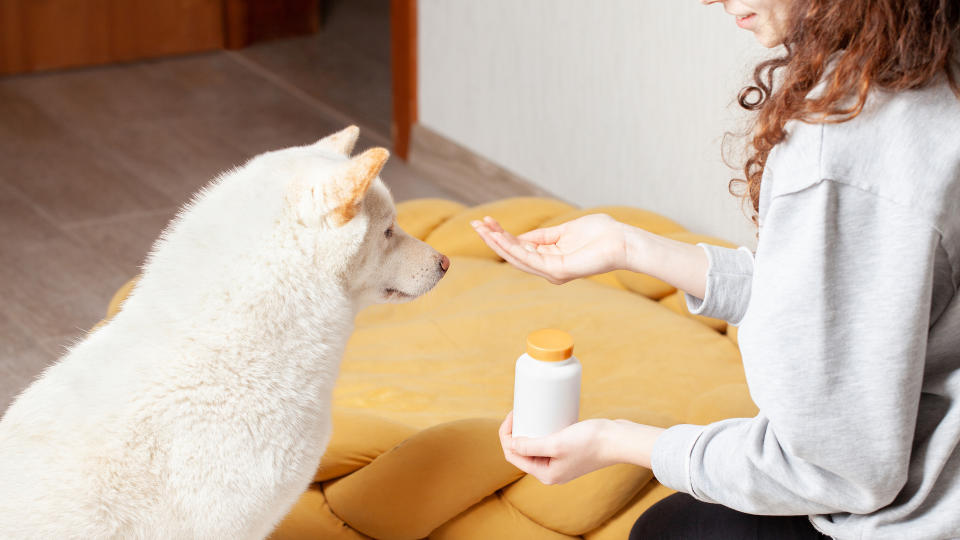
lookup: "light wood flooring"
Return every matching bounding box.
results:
[0,0,463,413]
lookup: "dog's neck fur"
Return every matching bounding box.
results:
[108,171,364,392]
[128,256,355,363]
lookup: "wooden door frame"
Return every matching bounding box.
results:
[390,0,417,160]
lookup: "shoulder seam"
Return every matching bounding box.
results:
[768,178,946,240]
[763,123,826,204]
[767,179,955,288]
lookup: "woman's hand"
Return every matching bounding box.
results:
[472,213,711,299]
[471,215,628,284]
[499,411,616,485]
[498,410,665,485]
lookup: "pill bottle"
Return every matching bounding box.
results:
[512,328,582,438]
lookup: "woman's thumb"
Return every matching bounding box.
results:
[512,435,559,457]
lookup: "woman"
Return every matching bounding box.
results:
[472,0,960,538]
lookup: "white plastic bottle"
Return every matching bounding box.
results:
[512,328,582,438]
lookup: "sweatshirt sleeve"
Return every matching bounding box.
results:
[684,244,756,325]
[652,179,940,516]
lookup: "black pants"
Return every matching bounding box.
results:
[629,493,829,539]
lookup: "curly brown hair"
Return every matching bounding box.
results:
[733,0,960,224]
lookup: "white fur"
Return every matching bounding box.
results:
[0,129,447,539]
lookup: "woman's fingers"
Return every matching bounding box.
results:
[474,223,547,276]
[482,217,561,255]
[482,216,504,233]
[480,218,542,255]
[486,217,565,254]
[499,412,514,459]
[500,412,542,471]
[489,226,563,267]
[499,411,514,439]
[483,216,563,245]
[476,226,541,274]
[479,216,567,254]
[517,224,564,246]
[490,233,557,279]
[499,411,562,481]
[512,435,560,458]
[471,220,572,284]
[533,243,564,256]
[515,455,553,477]
[491,231,560,277]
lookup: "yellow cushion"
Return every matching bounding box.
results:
[104,197,754,540]
[611,270,676,300]
[334,257,744,427]
[658,290,728,334]
[432,492,578,540]
[396,198,467,240]
[322,418,520,540]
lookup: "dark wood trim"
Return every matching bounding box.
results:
[0,0,225,76]
[0,0,322,75]
[223,0,320,50]
[390,0,417,161]
[223,0,251,49]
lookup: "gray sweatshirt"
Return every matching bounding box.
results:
[652,76,960,539]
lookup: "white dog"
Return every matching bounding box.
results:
[0,127,449,539]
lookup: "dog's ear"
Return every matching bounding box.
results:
[314,125,360,156]
[287,147,388,227]
[325,147,389,226]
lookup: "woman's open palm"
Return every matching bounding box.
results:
[471,214,627,284]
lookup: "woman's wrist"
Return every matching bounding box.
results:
[599,418,664,470]
[620,224,654,274]
[619,224,709,299]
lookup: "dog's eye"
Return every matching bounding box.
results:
[385,226,394,239]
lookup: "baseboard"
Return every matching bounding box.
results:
[407,123,558,205]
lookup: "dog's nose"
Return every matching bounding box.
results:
[439,254,450,272]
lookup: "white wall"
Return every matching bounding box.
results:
[418,0,771,248]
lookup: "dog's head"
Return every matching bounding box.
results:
[281,126,449,307]
[148,126,448,313]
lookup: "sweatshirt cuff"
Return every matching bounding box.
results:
[652,423,704,497]
[684,244,754,325]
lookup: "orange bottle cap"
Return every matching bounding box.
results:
[526,329,574,362]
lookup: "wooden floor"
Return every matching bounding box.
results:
[0,0,462,413]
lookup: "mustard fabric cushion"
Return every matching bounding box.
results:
[104,197,757,540]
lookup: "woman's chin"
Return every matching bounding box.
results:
[756,31,785,49]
